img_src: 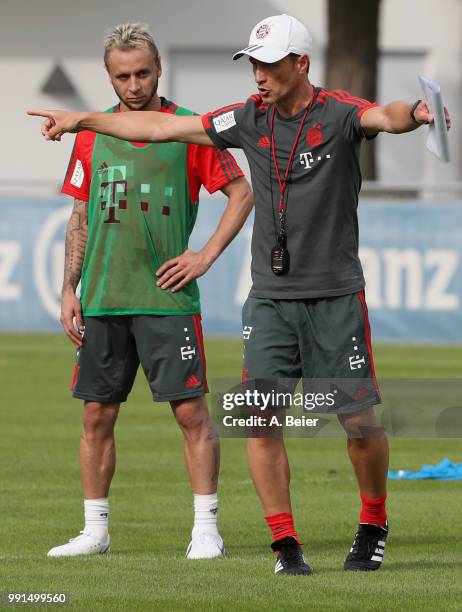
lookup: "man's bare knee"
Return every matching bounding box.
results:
[177,410,208,432]
[82,402,119,438]
[339,407,384,439]
[172,398,210,433]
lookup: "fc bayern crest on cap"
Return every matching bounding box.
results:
[256,24,270,39]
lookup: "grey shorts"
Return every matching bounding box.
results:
[241,292,381,414]
[71,314,208,403]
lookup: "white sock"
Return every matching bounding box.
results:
[192,493,219,536]
[84,498,109,540]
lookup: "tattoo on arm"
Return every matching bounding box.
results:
[62,199,88,293]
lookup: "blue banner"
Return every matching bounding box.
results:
[0,194,461,341]
[357,202,462,342]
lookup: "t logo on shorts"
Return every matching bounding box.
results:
[181,346,196,360]
[243,326,253,340]
[349,355,366,370]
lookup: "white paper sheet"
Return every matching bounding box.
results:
[418,76,450,162]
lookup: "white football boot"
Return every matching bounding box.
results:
[47,531,111,557]
[186,531,225,559]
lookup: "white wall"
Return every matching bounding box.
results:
[1,0,460,189]
[0,0,280,187]
[273,0,462,185]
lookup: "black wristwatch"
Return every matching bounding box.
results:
[410,99,422,124]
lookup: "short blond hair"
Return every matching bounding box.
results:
[104,23,159,66]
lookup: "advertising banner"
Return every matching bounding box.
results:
[0,195,461,341]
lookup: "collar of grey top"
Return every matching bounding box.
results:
[269,87,318,122]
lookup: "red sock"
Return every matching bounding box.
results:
[265,512,301,544]
[360,492,387,528]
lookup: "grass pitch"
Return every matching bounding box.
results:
[1,335,462,611]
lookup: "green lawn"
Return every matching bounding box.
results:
[0,335,461,611]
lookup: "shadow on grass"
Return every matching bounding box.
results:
[384,533,460,547]
[104,530,462,556]
[383,558,462,572]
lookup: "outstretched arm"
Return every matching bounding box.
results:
[156,176,253,292]
[360,100,451,137]
[27,109,213,146]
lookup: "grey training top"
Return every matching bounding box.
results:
[201,87,377,299]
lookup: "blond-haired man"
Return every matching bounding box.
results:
[43,23,252,559]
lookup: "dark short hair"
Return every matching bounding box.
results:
[288,52,310,73]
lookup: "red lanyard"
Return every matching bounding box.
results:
[270,86,316,213]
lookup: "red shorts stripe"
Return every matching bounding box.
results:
[70,363,80,392]
[192,314,209,393]
[357,291,381,400]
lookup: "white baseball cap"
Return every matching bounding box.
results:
[233,14,312,63]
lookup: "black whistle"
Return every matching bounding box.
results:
[271,236,290,276]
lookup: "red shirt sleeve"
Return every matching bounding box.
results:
[61,131,96,201]
[186,144,244,203]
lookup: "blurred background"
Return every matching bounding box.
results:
[1,0,461,341]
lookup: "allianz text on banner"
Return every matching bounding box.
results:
[0,196,461,341]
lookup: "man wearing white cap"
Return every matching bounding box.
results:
[29,13,450,576]
[234,13,313,62]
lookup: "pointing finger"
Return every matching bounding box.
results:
[27,109,54,119]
